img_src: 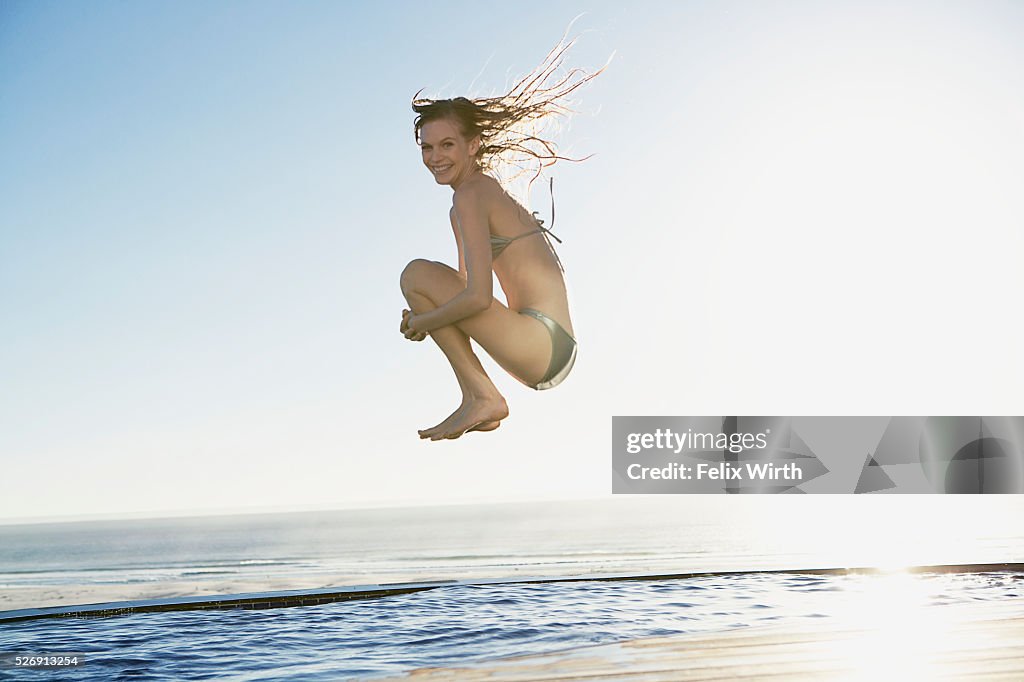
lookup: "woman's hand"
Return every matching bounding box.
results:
[401,309,428,342]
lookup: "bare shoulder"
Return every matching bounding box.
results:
[459,173,509,204]
[452,175,497,217]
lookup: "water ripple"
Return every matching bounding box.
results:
[1,572,1020,680]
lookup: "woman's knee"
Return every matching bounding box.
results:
[400,258,436,295]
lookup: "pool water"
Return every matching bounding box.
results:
[2,571,1020,680]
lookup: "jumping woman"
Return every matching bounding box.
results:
[400,39,604,441]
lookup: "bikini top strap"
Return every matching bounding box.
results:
[536,177,567,273]
[530,177,562,244]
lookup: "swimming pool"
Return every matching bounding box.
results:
[2,570,1020,680]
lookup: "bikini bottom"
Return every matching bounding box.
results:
[518,308,577,390]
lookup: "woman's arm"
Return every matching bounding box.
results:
[409,187,493,334]
[451,207,467,276]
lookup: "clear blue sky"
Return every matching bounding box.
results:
[2,1,1023,522]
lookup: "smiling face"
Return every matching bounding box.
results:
[419,118,480,187]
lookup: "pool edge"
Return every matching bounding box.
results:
[2,562,1021,624]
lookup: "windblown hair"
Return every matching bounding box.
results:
[412,36,607,199]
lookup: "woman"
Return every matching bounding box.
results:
[400,41,602,441]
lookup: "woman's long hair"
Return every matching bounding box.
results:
[412,35,607,205]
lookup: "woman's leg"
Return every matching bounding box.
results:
[402,286,507,439]
[400,259,552,439]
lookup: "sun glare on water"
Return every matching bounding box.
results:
[822,571,991,680]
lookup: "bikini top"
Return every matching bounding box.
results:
[489,219,562,258]
[490,178,563,260]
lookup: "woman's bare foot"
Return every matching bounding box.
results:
[434,396,508,441]
[468,421,500,433]
[418,404,465,440]
[418,405,503,439]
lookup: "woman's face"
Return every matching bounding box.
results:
[419,118,480,187]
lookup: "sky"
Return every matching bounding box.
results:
[2,1,1023,522]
